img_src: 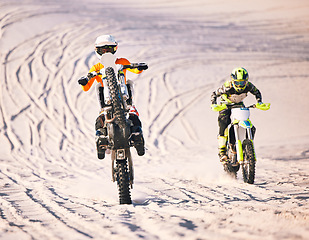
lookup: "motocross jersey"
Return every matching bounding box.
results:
[81,57,143,92]
[211,80,262,105]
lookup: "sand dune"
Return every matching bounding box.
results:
[0,0,308,239]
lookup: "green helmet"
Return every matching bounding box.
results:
[230,67,249,91]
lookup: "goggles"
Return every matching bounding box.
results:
[233,80,247,87]
[95,45,116,55]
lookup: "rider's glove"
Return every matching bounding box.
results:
[78,76,88,86]
[256,102,271,110]
[137,63,148,71]
[87,72,94,80]
[211,104,227,112]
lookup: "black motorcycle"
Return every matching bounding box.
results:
[90,53,147,204]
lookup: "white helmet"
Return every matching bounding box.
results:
[94,35,118,59]
[95,34,117,47]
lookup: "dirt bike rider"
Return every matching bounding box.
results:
[211,67,267,162]
[78,35,148,159]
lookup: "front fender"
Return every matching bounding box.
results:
[239,120,253,129]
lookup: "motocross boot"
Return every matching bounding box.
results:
[218,136,228,162]
[96,128,108,159]
[130,126,145,156]
[228,144,238,165]
[128,112,145,156]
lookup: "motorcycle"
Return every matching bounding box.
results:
[92,53,148,204]
[215,102,270,183]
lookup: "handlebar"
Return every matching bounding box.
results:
[87,62,148,78]
[123,63,148,70]
[230,104,255,109]
[230,103,270,110]
[247,104,256,108]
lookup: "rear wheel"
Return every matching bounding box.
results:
[242,139,256,184]
[115,160,132,204]
[223,163,237,179]
[223,144,239,179]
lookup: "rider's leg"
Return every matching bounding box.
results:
[95,113,108,159]
[95,84,109,159]
[128,106,145,156]
[218,136,228,161]
[218,108,231,161]
[96,84,105,109]
[126,81,133,106]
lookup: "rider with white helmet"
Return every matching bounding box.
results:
[78,35,148,159]
[94,34,118,59]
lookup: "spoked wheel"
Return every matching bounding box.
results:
[223,163,238,179]
[242,139,256,184]
[115,160,132,204]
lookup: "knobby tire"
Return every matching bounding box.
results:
[116,160,132,204]
[105,67,126,129]
[105,67,131,204]
[223,163,237,179]
[242,139,256,184]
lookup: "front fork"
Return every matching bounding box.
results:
[233,124,255,162]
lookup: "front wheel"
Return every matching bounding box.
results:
[242,139,256,184]
[105,67,126,129]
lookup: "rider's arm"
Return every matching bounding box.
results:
[116,58,143,74]
[81,78,95,91]
[211,91,218,104]
[211,81,231,104]
[81,63,103,91]
[248,82,262,103]
[128,68,142,74]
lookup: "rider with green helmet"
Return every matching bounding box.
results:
[210,67,264,161]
